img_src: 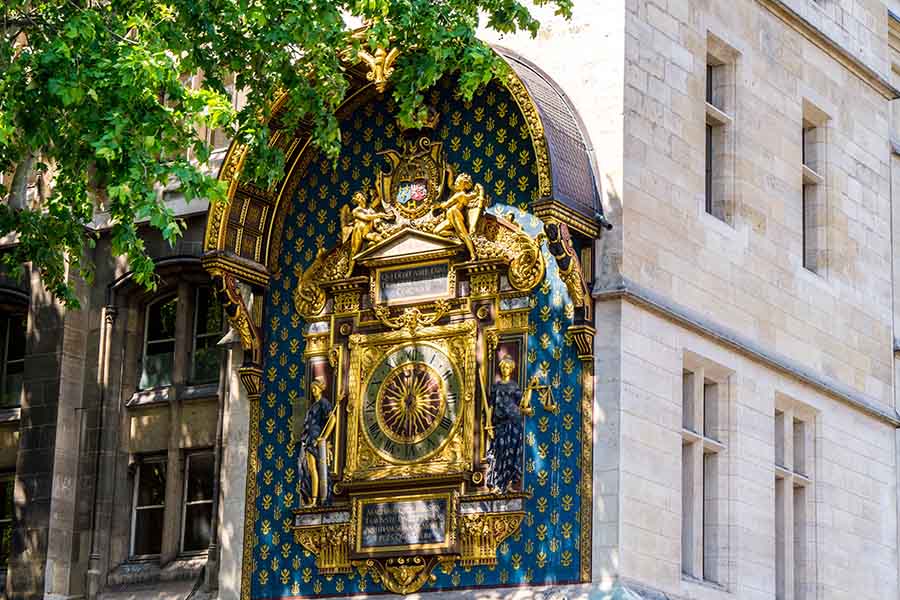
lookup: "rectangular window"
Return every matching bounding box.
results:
[0,316,25,408]
[191,287,225,384]
[181,451,215,553]
[0,476,13,569]
[705,124,714,214]
[681,364,728,584]
[801,102,828,273]
[704,36,737,223]
[131,457,167,557]
[140,296,177,390]
[774,400,815,600]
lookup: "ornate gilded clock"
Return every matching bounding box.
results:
[362,343,462,463]
[344,321,477,482]
[287,117,578,595]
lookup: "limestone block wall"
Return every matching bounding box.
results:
[484,1,900,599]
[486,0,897,407]
[620,0,894,407]
[606,300,898,599]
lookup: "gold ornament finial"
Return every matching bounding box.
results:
[358,46,400,93]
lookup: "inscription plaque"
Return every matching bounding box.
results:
[356,495,450,552]
[378,263,450,304]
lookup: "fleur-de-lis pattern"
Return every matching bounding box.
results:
[251,78,586,598]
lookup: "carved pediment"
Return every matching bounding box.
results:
[356,229,462,267]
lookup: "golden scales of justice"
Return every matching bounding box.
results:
[287,110,582,594]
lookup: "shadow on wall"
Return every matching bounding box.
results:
[594,173,623,292]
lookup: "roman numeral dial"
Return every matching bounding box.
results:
[362,343,462,463]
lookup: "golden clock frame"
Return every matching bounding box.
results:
[368,348,453,457]
[343,320,477,483]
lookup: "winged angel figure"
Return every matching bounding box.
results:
[340,191,391,274]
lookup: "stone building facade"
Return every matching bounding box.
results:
[1,1,900,599]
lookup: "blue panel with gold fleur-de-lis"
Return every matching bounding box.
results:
[253,77,586,598]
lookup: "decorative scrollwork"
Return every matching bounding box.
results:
[294,523,352,574]
[355,556,440,595]
[458,512,525,567]
[293,247,350,318]
[473,216,545,292]
[508,230,546,291]
[373,299,451,334]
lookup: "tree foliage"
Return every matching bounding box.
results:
[0,0,571,306]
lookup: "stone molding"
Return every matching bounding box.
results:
[758,0,899,100]
[594,277,900,427]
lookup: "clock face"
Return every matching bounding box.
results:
[363,343,462,462]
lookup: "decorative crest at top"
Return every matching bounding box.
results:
[292,132,545,318]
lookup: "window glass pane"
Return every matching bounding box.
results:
[133,507,165,556]
[140,351,174,390]
[146,297,177,342]
[6,316,24,362]
[191,288,223,384]
[136,462,166,507]
[195,288,224,336]
[186,454,214,502]
[0,315,24,408]
[182,504,212,552]
[141,297,177,390]
[1,368,22,409]
[0,479,13,520]
[146,340,175,356]
[192,346,221,384]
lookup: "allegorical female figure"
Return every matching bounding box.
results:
[487,357,535,493]
[299,378,336,507]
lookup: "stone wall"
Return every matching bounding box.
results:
[488,0,900,598]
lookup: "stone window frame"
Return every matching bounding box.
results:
[0,473,13,575]
[0,314,25,409]
[138,294,179,391]
[681,352,733,588]
[800,100,829,275]
[105,261,224,581]
[190,286,226,385]
[129,454,168,559]
[179,449,215,555]
[703,33,739,225]
[774,395,818,600]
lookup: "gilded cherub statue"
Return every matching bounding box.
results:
[434,172,484,260]
[340,191,391,274]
